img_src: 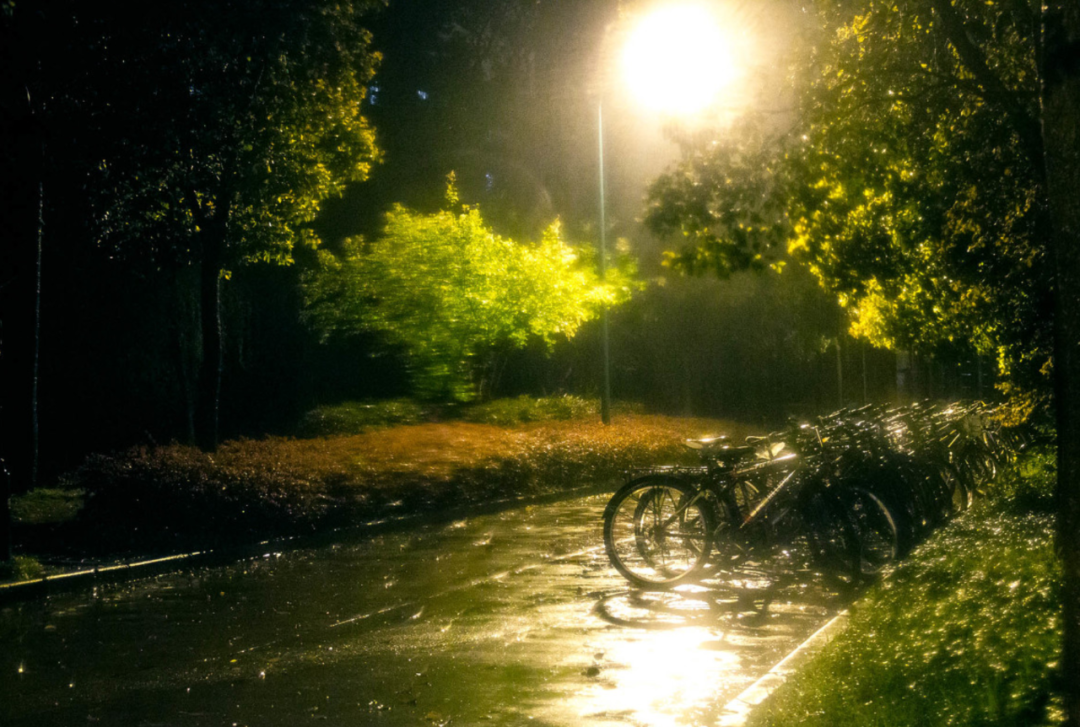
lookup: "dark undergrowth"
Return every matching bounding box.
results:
[0,556,45,582]
[747,449,1063,726]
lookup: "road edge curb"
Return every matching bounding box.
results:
[0,481,618,605]
[717,608,850,726]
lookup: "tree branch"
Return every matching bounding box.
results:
[927,0,1045,170]
[184,187,207,228]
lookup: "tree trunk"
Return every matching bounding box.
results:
[835,337,844,408]
[1041,3,1080,724]
[0,10,43,498]
[0,464,10,563]
[170,270,200,445]
[194,206,228,453]
[31,175,42,489]
[861,341,868,404]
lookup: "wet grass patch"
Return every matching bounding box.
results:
[746,451,1063,726]
[296,398,429,437]
[10,488,84,524]
[459,396,644,427]
[294,395,642,436]
[0,556,45,582]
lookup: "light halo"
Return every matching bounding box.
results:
[621,4,739,115]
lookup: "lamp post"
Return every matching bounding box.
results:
[597,4,738,424]
[598,102,612,425]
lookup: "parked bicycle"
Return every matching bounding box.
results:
[602,426,899,589]
[603,401,1031,590]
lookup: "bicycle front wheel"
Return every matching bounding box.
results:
[800,487,861,587]
[603,475,715,589]
[843,487,898,577]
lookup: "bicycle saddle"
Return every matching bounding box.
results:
[683,435,729,449]
[684,436,756,462]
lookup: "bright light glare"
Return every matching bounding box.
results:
[570,627,739,725]
[622,5,739,115]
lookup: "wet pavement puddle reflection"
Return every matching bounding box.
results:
[0,493,847,726]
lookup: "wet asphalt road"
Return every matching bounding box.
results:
[0,493,846,726]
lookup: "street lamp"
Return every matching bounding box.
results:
[621,4,740,115]
[598,3,738,424]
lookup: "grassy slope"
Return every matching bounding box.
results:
[746,453,1063,727]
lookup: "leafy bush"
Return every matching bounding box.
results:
[296,399,427,437]
[72,443,336,552]
[66,414,756,553]
[0,556,45,582]
[987,447,1056,516]
[10,488,84,524]
[302,181,640,401]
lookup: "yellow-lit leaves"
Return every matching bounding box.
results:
[302,197,639,401]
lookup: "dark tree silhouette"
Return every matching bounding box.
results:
[1041,4,1080,722]
[4,0,383,452]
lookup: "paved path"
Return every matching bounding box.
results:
[0,493,845,726]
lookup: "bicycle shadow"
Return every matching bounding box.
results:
[592,565,859,632]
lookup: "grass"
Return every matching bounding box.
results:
[0,556,45,582]
[294,395,643,436]
[460,395,644,426]
[295,398,428,437]
[746,450,1063,727]
[10,488,84,524]
[59,411,757,554]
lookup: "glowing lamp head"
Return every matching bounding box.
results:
[621,4,739,115]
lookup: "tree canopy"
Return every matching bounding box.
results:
[23,0,385,448]
[644,0,1051,401]
[67,0,383,268]
[303,180,638,401]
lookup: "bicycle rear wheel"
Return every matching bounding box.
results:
[603,475,715,589]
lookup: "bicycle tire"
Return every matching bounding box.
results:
[799,486,861,586]
[841,459,919,557]
[842,487,898,577]
[603,475,715,589]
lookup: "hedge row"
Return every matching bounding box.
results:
[67,414,756,553]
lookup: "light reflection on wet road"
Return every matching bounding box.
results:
[0,493,845,726]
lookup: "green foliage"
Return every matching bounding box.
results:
[787,0,1049,388]
[748,449,1064,726]
[22,0,385,449]
[749,508,1062,726]
[644,0,1052,398]
[987,447,1056,516]
[296,396,646,436]
[296,399,428,437]
[68,415,753,551]
[303,184,640,401]
[10,488,84,525]
[645,118,792,279]
[460,395,645,426]
[0,556,45,583]
[460,395,596,426]
[57,0,383,268]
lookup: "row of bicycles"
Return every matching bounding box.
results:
[603,401,1031,590]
